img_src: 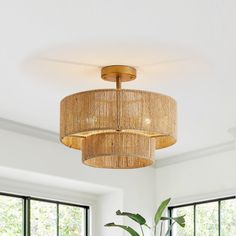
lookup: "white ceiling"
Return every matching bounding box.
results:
[0,0,235,159]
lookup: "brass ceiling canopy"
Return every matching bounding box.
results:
[60,65,177,169]
[101,65,136,82]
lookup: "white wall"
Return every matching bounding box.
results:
[97,191,124,236]
[155,149,236,206]
[0,129,156,236]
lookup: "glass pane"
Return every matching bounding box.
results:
[221,199,236,236]
[172,206,194,236]
[30,200,57,236]
[0,195,23,236]
[59,204,85,236]
[196,202,218,236]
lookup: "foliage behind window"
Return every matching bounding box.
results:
[0,193,88,236]
[169,197,236,236]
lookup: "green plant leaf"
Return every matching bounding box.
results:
[161,216,171,220]
[174,215,185,227]
[161,215,186,227]
[154,198,171,225]
[105,223,140,236]
[144,223,151,229]
[116,210,146,225]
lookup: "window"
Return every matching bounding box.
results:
[169,196,236,236]
[0,192,89,236]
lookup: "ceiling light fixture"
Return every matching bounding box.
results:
[60,65,177,168]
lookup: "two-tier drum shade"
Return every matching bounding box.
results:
[60,89,177,168]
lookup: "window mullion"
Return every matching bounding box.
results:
[23,198,27,236]
[168,208,172,236]
[85,208,89,236]
[25,198,31,236]
[57,203,59,236]
[194,204,196,236]
[218,201,221,236]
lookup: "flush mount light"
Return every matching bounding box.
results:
[60,65,177,168]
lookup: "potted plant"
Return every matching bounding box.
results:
[105,198,185,236]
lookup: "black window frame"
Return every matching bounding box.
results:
[168,196,236,236]
[0,191,90,236]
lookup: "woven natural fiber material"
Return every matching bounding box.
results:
[60,89,177,150]
[82,132,155,168]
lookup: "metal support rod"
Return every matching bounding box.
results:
[116,75,121,131]
[116,76,122,89]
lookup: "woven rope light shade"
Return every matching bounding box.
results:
[60,65,177,169]
[60,89,176,149]
[82,132,155,168]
